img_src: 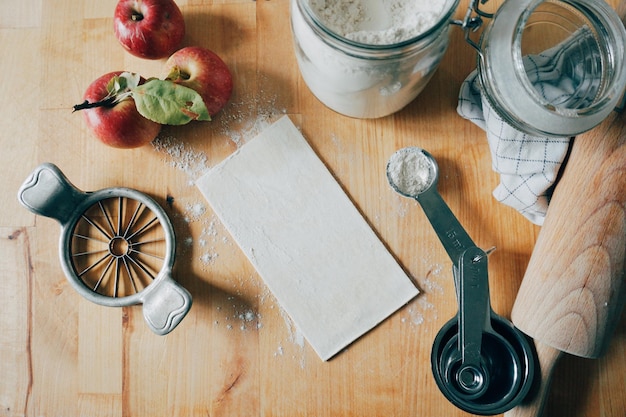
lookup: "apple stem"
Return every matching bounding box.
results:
[131,11,143,21]
[72,96,117,112]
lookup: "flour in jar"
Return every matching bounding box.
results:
[309,0,447,45]
[292,0,455,118]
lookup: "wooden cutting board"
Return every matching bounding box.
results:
[1,1,624,416]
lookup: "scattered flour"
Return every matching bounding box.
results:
[278,307,307,368]
[400,249,444,326]
[213,294,263,332]
[185,202,206,221]
[197,214,229,267]
[152,86,284,183]
[402,296,435,325]
[151,86,445,353]
[152,87,285,270]
[216,89,287,149]
[152,136,210,185]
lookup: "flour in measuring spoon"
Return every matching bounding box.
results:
[388,148,434,196]
[309,0,445,45]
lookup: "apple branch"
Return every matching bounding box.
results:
[72,96,117,112]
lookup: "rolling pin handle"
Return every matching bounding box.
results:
[504,341,562,417]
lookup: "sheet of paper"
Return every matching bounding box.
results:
[196,116,418,360]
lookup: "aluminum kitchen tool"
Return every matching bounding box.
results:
[386,148,535,415]
[17,163,192,335]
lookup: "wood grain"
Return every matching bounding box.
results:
[506,108,626,417]
[0,228,32,416]
[512,110,626,358]
[0,1,624,416]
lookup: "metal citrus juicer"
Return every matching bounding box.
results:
[387,148,535,415]
[18,163,192,335]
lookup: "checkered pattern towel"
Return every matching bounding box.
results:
[458,74,571,225]
[456,28,602,225]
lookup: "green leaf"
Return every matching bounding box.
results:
[119,72,141,90]
[131,79,211,125]
[106,72,140,96]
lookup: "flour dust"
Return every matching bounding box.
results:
[152,87,286,270]
[151,89,305,357]
[399,248,444,326]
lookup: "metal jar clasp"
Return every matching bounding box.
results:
[451,0,494,53]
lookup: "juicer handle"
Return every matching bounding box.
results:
[17,163,87,225]
[141,269,192,336]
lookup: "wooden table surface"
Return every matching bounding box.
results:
[1,1,624,416]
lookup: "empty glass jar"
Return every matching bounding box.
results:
[477,0,626,137]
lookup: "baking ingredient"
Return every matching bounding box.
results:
[309,0,445,45]
[75,71,162,149]
[197,116,418,360]
[387,148,433,196]
[290,0,455,118]
[114,0,185,59]
[163,46,234,116]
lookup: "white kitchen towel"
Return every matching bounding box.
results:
[457,28,601,225]
[457,74,571,225]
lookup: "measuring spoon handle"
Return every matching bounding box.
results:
[458,246,491,367]
[416,189,476,263]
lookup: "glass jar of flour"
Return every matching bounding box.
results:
[290,0,460,119]
[474,0,626,137]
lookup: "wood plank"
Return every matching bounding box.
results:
[0,27,39,227]
[28,220,81,417]
[0,228,32,415]
[77,299,123,394]
[0,0,42,29]
[0,1,624,416]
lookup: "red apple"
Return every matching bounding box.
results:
[114,0,185,60]
[79,71,161,149]
[162,46,233,116]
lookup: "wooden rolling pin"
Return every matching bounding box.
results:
[504,109,626,417]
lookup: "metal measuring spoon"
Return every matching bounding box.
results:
[386,147,535,415]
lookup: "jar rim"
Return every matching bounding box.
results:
[478,0,626,137]
[297,0,460,51]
